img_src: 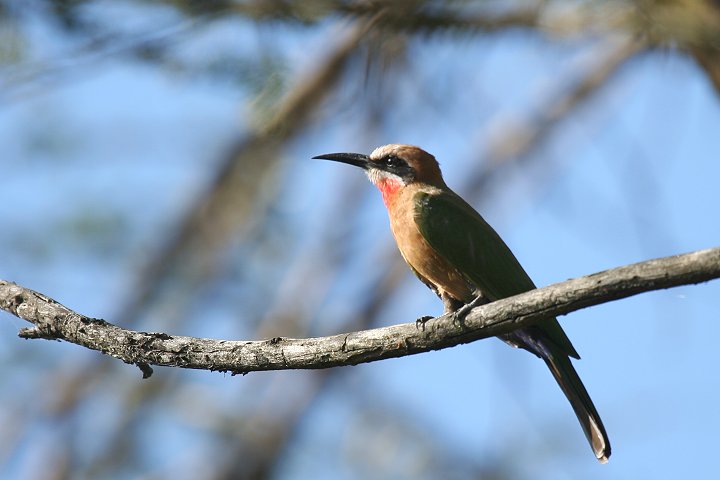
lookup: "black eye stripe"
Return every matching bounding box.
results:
[377,154,415,180]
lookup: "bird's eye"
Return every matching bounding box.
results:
[385,155,402,167]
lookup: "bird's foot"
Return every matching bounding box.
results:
[452,295,489,323]
[415,315,433,331]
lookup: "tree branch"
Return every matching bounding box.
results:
[1,247,718,377]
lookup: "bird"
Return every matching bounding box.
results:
[313,144,610,463]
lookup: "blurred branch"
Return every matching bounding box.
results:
[2,247,718,375]
[689,46,720,93]
[10,14,385,478]
[627,0,720,95]
[346,3,542,33]
[114,11,381,326]
[0,13,215,103]
[467,35,646,192]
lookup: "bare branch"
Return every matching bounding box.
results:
[1,247,718,376]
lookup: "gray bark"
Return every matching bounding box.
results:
[1,247,718,378]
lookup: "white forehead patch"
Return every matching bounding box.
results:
[369,144,400,161]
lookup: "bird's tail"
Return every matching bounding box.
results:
[505,328,611,463]
[543,349,611,463]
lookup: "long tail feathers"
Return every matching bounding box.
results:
[542,350,611,463]
[503,328,611,462]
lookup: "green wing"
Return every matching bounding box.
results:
[414,191,579,359]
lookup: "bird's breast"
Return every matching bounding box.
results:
[387,187,476,304]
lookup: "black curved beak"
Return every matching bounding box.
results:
[312,152,370,170]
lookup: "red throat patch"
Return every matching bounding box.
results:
[376,177,403,207]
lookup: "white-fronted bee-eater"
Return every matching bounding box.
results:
[314,144,610,462]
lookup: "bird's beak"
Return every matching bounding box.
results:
[312,152,370,170]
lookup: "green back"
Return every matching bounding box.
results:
[413,191,579,359]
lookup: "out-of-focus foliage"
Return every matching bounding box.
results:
[1,1,719,479]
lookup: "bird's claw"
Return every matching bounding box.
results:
[453,295,488,323]
[415,315,433,331]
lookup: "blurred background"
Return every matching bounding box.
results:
[1,0,719,478]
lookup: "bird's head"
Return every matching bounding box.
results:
[313,144,446,205]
